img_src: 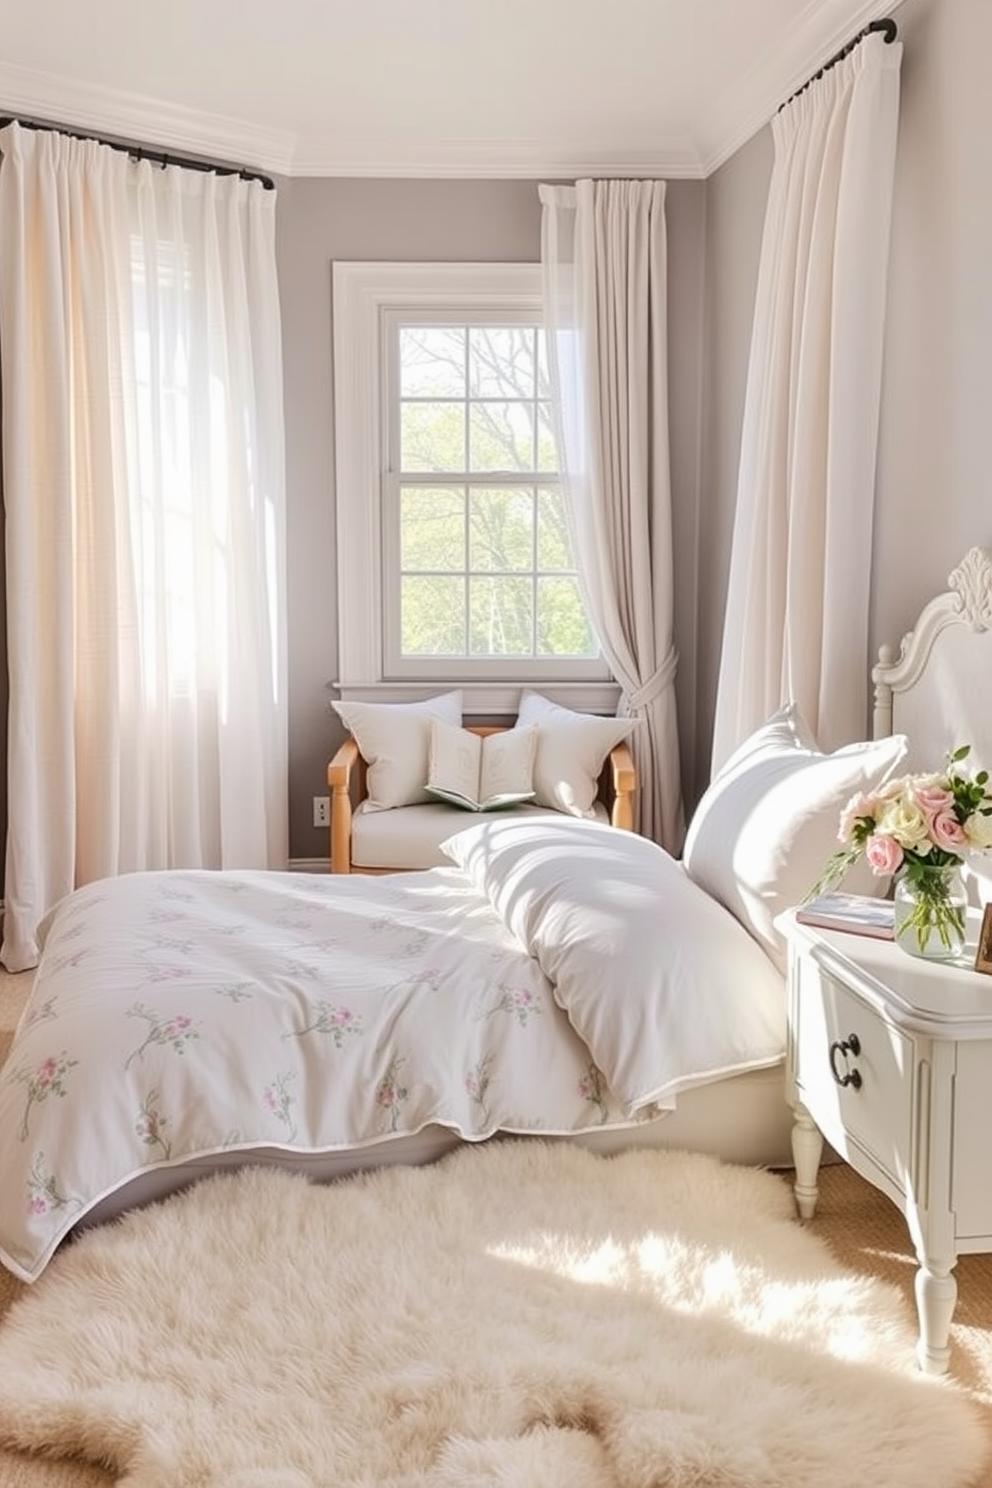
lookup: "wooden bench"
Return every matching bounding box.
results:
[327,723,636,874]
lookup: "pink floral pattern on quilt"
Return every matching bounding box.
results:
[0,868,636,1281]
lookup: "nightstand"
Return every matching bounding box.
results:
[779,907,992,1374]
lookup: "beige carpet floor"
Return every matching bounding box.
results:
[1,966,991,1487]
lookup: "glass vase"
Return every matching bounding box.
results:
[893,864,968,961]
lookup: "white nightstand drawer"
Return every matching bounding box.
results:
[794,960,914,1186]
[781,905,992,1376]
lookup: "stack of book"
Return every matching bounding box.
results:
[795,892,895,940]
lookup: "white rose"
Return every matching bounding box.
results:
[875,774,915,804]
[965,808,992,852]
[875,797,931,852]
[909,771,944,791]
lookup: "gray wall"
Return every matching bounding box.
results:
[870,0,992,645]
[277,178,707,861]
[281,0,992,856]
[258,0,992,862]
[699,0,992,814]
[696,129,773,810]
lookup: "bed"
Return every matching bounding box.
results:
[0,546,988,1284]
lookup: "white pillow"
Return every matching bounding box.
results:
[441,814,785,1115]
[332,691,463,811]
[682,702,908,971]
[426,722,537,812]
[515,689,636,818]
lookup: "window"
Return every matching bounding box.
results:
[333,263,614,713]
[386,314,596,671]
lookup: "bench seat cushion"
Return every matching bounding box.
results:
[350,800,609,870]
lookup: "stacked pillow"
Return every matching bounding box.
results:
[332,692,463,811]
[515,690,636,819]
[681,702,908,971]
[332,689,635,818]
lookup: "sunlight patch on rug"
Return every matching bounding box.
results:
[0,1141,986,1488]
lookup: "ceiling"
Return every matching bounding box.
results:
[0,0,899,180]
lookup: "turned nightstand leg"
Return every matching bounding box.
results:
[914,1258,957,1375]
[791,1104,823,1220]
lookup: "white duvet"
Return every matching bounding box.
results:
[0,819,786,1281]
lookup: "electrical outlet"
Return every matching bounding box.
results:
[313,796,331,828]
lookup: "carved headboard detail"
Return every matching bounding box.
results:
[947,545,992,630]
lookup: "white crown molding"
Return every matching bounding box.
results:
[0,61,297,177]
[700,0,905,175]
[0,57,703,180]
[0,0,905,183]
[290,138,702,181]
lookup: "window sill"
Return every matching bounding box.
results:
[328,679,622,717]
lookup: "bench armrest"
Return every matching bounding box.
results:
[607,741,636,831]
[328,736,361,873]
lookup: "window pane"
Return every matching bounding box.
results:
[401,403,466,472]
[401,487,465,570]
[536,489,573,570]
[400,327,465,397]
[536,401,557,473]
[469,488,534,572]
[469,327,535,398]
[536,327,550,390]
[470,576,533,656]
[469,401,534,472]
[536,576,596,657]
[401,576,466,655]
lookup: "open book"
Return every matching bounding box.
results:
[426,721,537,812]
[796,892,895,940]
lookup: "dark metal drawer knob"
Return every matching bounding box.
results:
[829,1034,862,1089]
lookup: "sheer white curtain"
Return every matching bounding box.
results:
[0,123,288,971]
[540,180,683,852]
[711,31,902,772]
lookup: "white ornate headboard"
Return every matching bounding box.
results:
[873,546,992,770]
[873,545,992,904]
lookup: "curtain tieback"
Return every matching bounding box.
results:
[626,648,678,713]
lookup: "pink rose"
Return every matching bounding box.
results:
[913,783,954,815]
[929,809,966,853]
[865,833,904,876]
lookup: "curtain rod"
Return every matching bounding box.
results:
[0,114,275,190]
[779,16,898,111]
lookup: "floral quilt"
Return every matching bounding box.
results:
[0,867,654,1281]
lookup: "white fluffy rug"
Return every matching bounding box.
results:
[0,1141,986,1488]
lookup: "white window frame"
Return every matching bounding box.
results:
[332,261,618,716]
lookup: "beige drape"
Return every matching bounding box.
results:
[0,123,288,970]
[711,32,902,771]
[540,180,684,852]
